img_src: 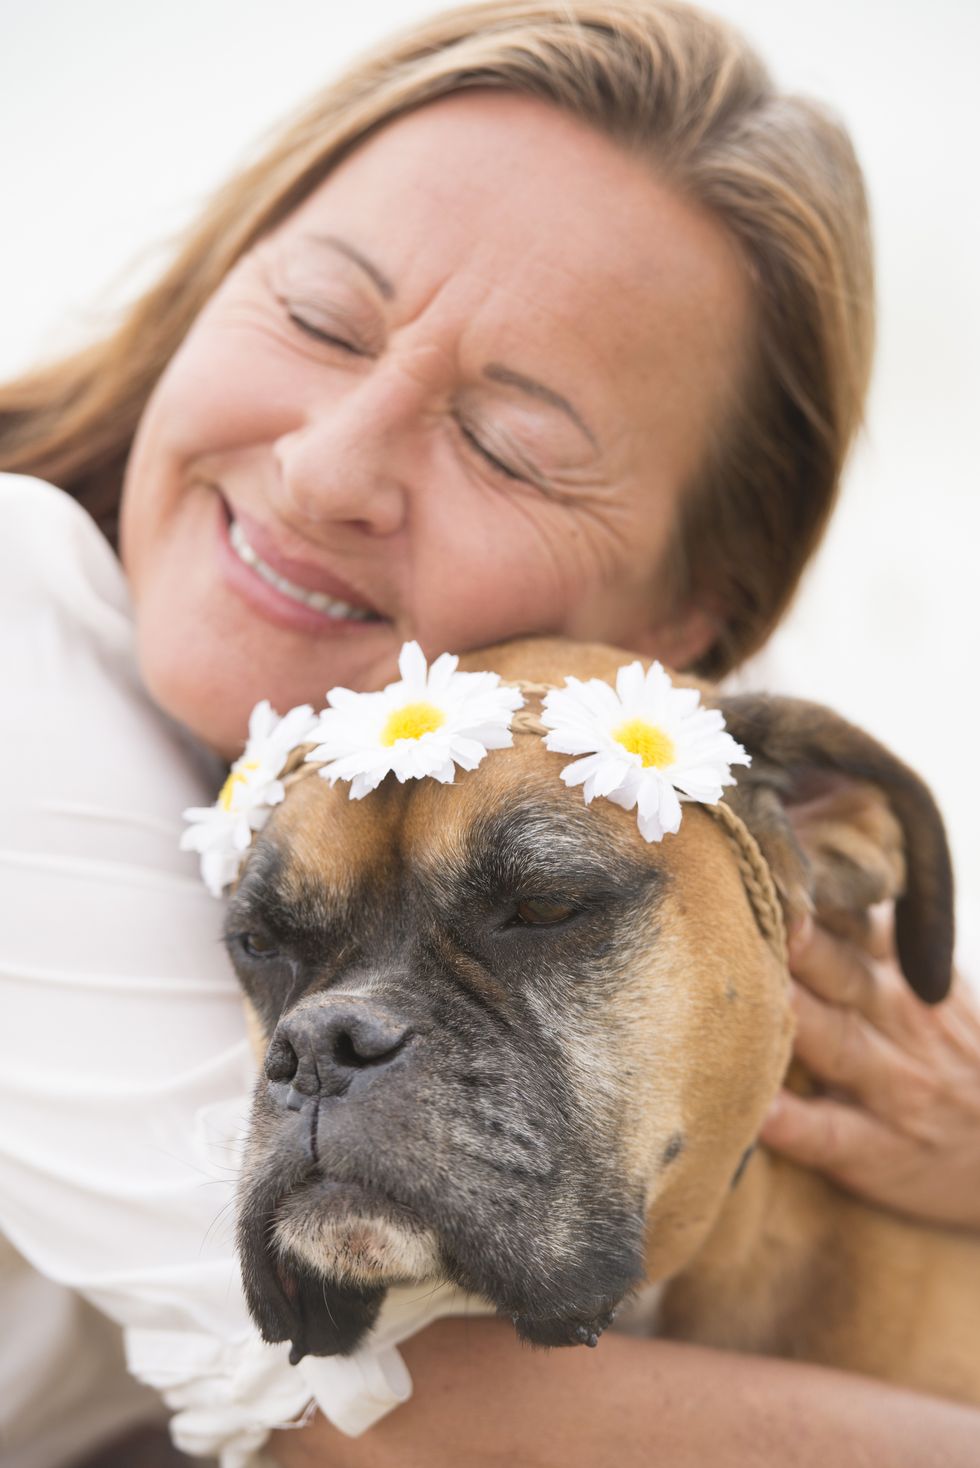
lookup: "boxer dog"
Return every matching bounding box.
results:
[222,639,979,1405]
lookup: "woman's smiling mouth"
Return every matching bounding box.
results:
[215,496,385,635]
[228,519,377,620]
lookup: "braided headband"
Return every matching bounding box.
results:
[182,641,786,963]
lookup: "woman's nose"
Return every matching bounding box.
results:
[273,371,416,536]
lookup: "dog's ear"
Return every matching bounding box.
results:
[715,695,954,1004]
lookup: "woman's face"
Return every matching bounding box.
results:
[121,92,749,756]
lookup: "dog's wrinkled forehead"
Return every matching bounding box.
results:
[248,734,662,928]
[228,733,676,1056]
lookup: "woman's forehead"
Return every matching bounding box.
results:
[271,91,750,393]
[268,91,751,466]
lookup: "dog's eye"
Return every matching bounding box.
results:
[240,932,280,959]
[514,898,576,926]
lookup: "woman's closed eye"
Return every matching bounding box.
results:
[283,304,365,356]
[455,396,597,505]
[457,420,528,483]
[456,412,574,495]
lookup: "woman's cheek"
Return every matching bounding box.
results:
[146,326,306,468]
[420,492,580,647]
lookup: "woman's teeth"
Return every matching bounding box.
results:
[228,519,377,621]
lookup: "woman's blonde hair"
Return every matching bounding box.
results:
[0,0,873,676]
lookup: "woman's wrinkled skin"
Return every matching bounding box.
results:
[120,92,744,758]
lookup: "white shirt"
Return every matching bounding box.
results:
[0,475,482,1468]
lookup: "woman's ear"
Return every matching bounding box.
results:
[631,604,721,670]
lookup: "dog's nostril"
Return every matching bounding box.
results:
[331,1024,407,1071]
[264,1034,298,1084]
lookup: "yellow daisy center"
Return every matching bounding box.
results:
[613,718,676,769]
[218,759,260,812]
[380,701,446,747]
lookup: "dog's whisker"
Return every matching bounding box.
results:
[199,1198,239,1252]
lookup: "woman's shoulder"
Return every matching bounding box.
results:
[0,471,146,764]
[0,470,222,853]
[0,472,131,640]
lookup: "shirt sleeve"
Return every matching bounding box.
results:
[0,475,484,1466]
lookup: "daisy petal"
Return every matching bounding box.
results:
[396,640,428,689]
[427,650,461,694]
[614,660,647,708]
[584,754,633,802]
[558,752,606,790]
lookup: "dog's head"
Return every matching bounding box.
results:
[224,639,953,1363]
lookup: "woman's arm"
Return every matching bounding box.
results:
[762,910,980,1229]
[271,1318,980,1468]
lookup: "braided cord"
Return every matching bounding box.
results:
[505,679,551,736]
[705,800,788,963]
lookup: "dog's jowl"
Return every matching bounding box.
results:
[223,638,979,1405]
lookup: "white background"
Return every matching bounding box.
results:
[3,0,978,947]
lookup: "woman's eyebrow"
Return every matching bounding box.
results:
[482,364,598,450]
[301,232,597,448]
[304,232,396,299]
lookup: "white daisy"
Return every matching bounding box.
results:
[306,641,524,798]
[181,700,318,896]
[540,660,750,843]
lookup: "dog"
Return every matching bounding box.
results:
[224,638,980,1405]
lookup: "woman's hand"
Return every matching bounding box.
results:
[761,906,980,1229]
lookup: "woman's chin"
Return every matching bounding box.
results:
[132,586,398,760]
[135,628,258,759]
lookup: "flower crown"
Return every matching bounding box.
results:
[181,641,749,896]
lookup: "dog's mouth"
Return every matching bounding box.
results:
[235,999,648,1363]
[238,1157,646,1361]
[274,1175,441,1289]
[239,1176,399,1362]
[272,1256,382,1366]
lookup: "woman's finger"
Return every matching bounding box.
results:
[789,920,891,1023]
[759,1087,889,1181]
[789,981,913,1121]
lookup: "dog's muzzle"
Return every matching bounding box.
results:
[236,990,647,1362]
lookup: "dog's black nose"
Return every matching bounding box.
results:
[265,1001,412,1102]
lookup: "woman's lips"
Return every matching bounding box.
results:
[213,498,386,637]
[230,502,379,609]
[228,520,377,620]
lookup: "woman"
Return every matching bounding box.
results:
[2,3,978,1465]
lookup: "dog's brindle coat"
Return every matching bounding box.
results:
[227,640,980,1403]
